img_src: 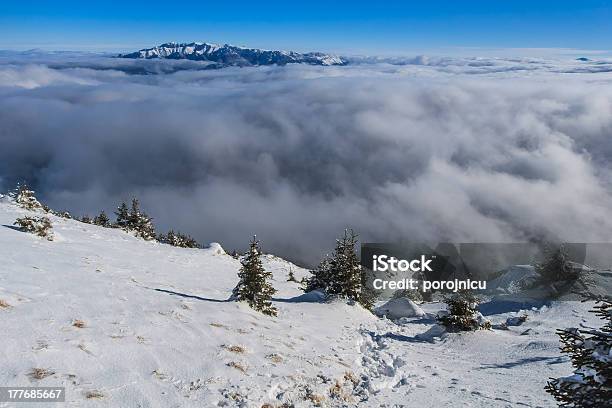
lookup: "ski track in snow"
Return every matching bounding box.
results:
[0,198,602,407]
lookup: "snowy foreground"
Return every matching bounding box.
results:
[0,200,601,407]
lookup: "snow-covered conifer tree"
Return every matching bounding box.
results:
[180,233,199,248]
[126,198,156,240]
[128,198,141,230]
[545,296,611,407]
[437,290,491,332]
[303,256,332,292]
[113,198,156,240]
[158,230,199,248]
[159,230,177,245]
[14,184,42,210]
[93,211,110,227]
[114,202,129,228]
[359,270,377,311]
[304,229,373,309]
[134,214,156,241]
[231,236,277,316]
[327,229,362,300]
[537,243,577,283]
[14,216,53,240]
[53,210,72,219]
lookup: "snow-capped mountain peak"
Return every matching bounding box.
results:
[118,42,347,67]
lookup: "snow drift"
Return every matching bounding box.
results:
[375,297,426,320]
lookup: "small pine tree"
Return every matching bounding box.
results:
[81,215,92,224]
[114,198,156,240]
[537,243,577,283]
[545,296,611,407]
[53,210,72,219]
[135,215,156,240]
[304,256,332,292]
[231,236,277,316]
[304,229,373,309]
[359,270,377,311]
[437,290,491,332]
[287,268,297,282]
[114,202,129,228]
[14,183,42,210]
[14,216,53,240]
[327,229,362,300]
[93,211,110,227]
[158,230,199,248]
[128,198,140,230]
[331,230,362,301]
[128,198,156,240]
[159,230,176,245]
[182,234,199,248]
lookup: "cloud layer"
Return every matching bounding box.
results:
[1,55,612,264]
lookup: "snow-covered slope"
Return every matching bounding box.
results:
[118,42,346,67]
[0,199,602,407]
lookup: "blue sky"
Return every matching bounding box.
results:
[0,1,610,54]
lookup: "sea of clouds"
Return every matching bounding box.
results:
[1,52,612,264]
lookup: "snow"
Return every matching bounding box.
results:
[375,297,426,320]
[0,199,603,407]
[203,242,226,256]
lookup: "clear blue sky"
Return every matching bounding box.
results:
[0,1,610,54]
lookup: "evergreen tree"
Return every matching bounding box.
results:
[359,269,377,311]
[287,268,297,282]
[545,296,611,407]
[134,213,156,241]
[231,236,277,316]
[158,230,199,248]
[159,230,177,245]
[128,198,141,230]
[53,210,72,219]
[13,183,42,210]
[93,211,110,227]
[114,202,129,228]
[113,198,155,239]
[327,229,362,300]
[81,215,92,224]
[437,290,491,332]
[304,229,373,309]
[537,243,577,283]
[303,256,332,292]
[14,215,53,240]
[179,233,199,248]
[127,198,156,240]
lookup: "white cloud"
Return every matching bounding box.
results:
[1,56,612,264]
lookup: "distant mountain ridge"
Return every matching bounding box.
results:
[118,42,346,67]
